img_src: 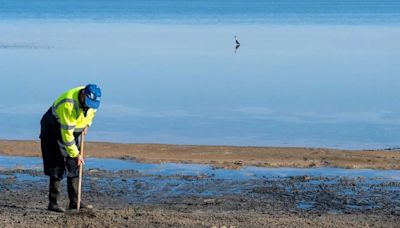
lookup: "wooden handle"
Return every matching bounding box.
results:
[77,132,85,210]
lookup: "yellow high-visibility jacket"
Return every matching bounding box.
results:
[52,86,96,158]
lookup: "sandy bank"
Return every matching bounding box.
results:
[0,139,399,169]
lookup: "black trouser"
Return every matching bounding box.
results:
[40,107,82,179]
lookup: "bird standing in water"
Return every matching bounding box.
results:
[234,36,240,53]
[235,36,240,46]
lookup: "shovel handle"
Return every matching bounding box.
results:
[77,132,85,210]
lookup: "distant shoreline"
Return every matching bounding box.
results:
[1,139,399,170]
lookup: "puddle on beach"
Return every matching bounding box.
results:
[1,155,400,213]
[1,155,400,180]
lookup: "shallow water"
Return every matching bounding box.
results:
[1,155,400,181]
[1,1,400,149]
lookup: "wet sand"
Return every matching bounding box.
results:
[1,139,400,169]
[1,139,400,227]
[0,168,399,227]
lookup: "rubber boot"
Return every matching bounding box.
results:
[67,177,93,210]
[48,177,65,212]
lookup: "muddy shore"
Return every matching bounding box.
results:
[1,140,400,227]
[1,139,400,169]
[0,167,399,227]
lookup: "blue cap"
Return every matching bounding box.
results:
[84,84,101,109]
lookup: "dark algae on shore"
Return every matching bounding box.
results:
[0,166,399,227]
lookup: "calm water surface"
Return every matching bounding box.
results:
[1,1,400,149]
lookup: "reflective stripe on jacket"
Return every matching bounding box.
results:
[51,86,96,158]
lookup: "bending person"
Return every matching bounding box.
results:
[40,84,101,212]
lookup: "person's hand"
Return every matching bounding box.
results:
[83,127,88,135]
[75,154,85,166]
